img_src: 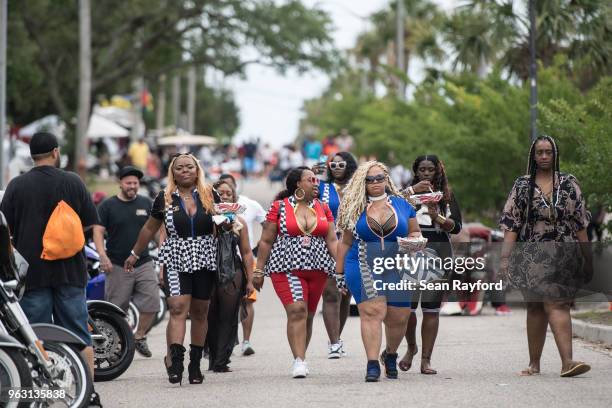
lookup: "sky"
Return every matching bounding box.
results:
[222,0,457,145]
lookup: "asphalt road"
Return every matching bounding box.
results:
[96,177,612,408]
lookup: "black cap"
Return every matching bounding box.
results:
[118,166,144,180]
[30,132,59,156]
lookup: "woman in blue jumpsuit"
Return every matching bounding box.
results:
[336,161,421,382]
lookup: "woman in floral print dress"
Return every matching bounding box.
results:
[499,135,592,378]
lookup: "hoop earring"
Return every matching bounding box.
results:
[294,188,305,200]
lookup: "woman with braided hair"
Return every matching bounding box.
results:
[499,135,592,377]
[336,161,422,382]
[315,151,358,359]
[388,154,462,375]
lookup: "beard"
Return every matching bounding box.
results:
[120,188,138,199]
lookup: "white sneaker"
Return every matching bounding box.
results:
[440,302,463,316]
[339,339,347,357]
[292,358,307,378]
[241,341,255,356]
[328,342,342,359]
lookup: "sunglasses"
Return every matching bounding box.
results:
[171,152,194,159]
[365,174,386,184]
[304,176,320,185]
[329,161,347,170]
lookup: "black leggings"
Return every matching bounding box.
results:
[205,269,246,371]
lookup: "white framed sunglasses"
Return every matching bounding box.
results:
[329,161,347,170]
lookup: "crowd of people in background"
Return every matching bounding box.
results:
[0,129,601,408]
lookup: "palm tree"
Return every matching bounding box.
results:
[445,0,611,87]
[353,0,446,95]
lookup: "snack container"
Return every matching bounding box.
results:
[397,236,428,253]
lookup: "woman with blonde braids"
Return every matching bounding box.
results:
[125,153,217,385]
[336,161,422,382]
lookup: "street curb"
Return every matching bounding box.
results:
[572,318,612,346]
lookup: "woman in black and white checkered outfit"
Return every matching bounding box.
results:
[126,153,217,386]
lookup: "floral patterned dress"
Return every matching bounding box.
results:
[499,173,590,299]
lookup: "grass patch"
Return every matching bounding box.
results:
[87,178,118,196]
[573,311,612,326]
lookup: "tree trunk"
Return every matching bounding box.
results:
[186,66,196,133]
[155,74,166,135]
[171,75,181,128]
[76,0,91,178]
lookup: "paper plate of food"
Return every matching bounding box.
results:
[214,202,245,215]
[409,191,443,205]
[397,236,428,253]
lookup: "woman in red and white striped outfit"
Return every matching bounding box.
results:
[253,167,338,378]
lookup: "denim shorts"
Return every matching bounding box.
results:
[20,286,91,346]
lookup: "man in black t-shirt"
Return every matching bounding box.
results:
[93,166,160,357]
[0,132,102,405]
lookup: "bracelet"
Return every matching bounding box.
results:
[408,186,415,195]
[130,250,140,260]
[435,215,447,225]
[253,268,264,278]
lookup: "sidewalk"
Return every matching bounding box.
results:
[573,310,612,347]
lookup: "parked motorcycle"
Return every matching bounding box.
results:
[84,243,136,381]
[0,328,33,408]
[0,214,93,407]
[87,300,135,382]
[86,242,167,333]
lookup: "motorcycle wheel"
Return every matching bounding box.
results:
[42,341,93,408]
[90,309,135,382]
[148,289,167,332]
[127,302,140,334]
[0,348,33,408]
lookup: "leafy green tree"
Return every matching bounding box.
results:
[540,77,612,214]
[7,0,338,131]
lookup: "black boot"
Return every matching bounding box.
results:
[164,344,186,385]
[188,344,205,384]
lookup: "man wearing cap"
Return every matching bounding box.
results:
[93,166,160,357]
[0,132,102,406]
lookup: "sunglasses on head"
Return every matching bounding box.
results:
[365,174,386,184]
[329,161,347,170]
[171,152,194,159]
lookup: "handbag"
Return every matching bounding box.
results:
[215,229,242,286]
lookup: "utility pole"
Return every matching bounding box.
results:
[186,66,196,134]
[396,0,405,100]
[76,0,92,176]
[0,0,7,187]
[528,0,537,142]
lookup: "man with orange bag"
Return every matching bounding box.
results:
[0,132,101,406]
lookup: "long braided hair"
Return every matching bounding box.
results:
[524,135,560,231]
[337,161,403,231]
[411,155,452,205]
